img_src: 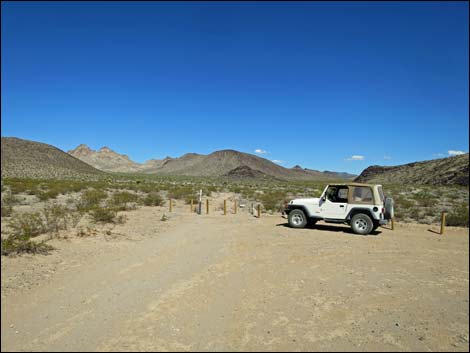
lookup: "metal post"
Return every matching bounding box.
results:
[257,204,261,218]
[206,199,209,214]
[391,217,394,230]
[197,190,202,215]
[224,200,227,215]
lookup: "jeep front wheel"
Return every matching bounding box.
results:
[288,209,307,228]
[351,213,373,235]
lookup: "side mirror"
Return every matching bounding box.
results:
[321,196,326,202]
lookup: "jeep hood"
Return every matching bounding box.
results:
[290,198,320,205]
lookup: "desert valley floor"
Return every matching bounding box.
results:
[1,204,469,352]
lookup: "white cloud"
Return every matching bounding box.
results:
[271,160,284,164]
[383,156,392,160]
[345,155,364,161]
[433,153,445,157]
[448,150,465,156]
[255,149,268,154]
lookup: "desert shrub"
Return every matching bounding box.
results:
[90,207,118,223]
[446,205,469,227]
[259,191,288,212]
[42,203,71,233]
[77,189,107,212]
[1,205,13,217]
[1,237,53,256]
[37,189,60,201]
[1,192,18,217]
[9,212,46,239]
[111,191,139,210]
[143,192,164,206]
[408,207,421,222]
[395,197,415,209]
[167,186,194,200]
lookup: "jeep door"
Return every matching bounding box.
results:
[320,186,349,219]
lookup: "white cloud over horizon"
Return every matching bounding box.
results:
[448,150,466,156]
[254,149,268,154]
[345,155,364,161]
[271,160,284,164]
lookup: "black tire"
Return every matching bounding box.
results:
[288,209,307,228]
[351,213,374,235]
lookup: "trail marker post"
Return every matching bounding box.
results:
[224,200,227,215]
[197,190,202,215]
[206,199,209,214]
[257,204,261,218]
[440,212,447,235]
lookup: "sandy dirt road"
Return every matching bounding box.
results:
[1,206,469,351]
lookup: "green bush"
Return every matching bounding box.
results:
[37,189,60,201]
[167,186,195,200]
[143,192,164,206]
[111,191,139,210]
[259,191,288,212]
[446,205,469,227]
[77,189,107,212]
[42,203,71,233]
[10,212,46,239]
[90,207,117,223]
[1,238,53,256]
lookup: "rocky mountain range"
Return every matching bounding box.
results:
[354,153,469,186]
[67,144,356,181]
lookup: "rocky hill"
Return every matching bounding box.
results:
[68,144,143,173]
[355,153,469,186]
[1,137,104,179]
[68,144,355,181]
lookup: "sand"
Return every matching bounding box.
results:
[1,201,469,351]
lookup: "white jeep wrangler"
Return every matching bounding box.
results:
[284,183,394,235]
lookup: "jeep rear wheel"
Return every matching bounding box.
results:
[351,213,373,235]
[288,209,307,228]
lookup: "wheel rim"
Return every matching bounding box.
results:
[292,214,303,225]
[355,218,368,231]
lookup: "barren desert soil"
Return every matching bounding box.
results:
[1,206,469,352]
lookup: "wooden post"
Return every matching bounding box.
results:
[440,212,446,235]
[257,204,261,218]
[224,200,227,215]
[391,217,395,230]
[190,199,193,213]
[169,199,173,212]
[206,199,209,214]
[234,200,237,214]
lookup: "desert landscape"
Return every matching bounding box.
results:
[1,140,469,351]
[2,2,469,352]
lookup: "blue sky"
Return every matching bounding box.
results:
[1,1,468,174]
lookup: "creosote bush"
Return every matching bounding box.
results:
[143,192,164,206]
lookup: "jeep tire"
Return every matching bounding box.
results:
[288,209,307,228]
[351,213,374,235]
